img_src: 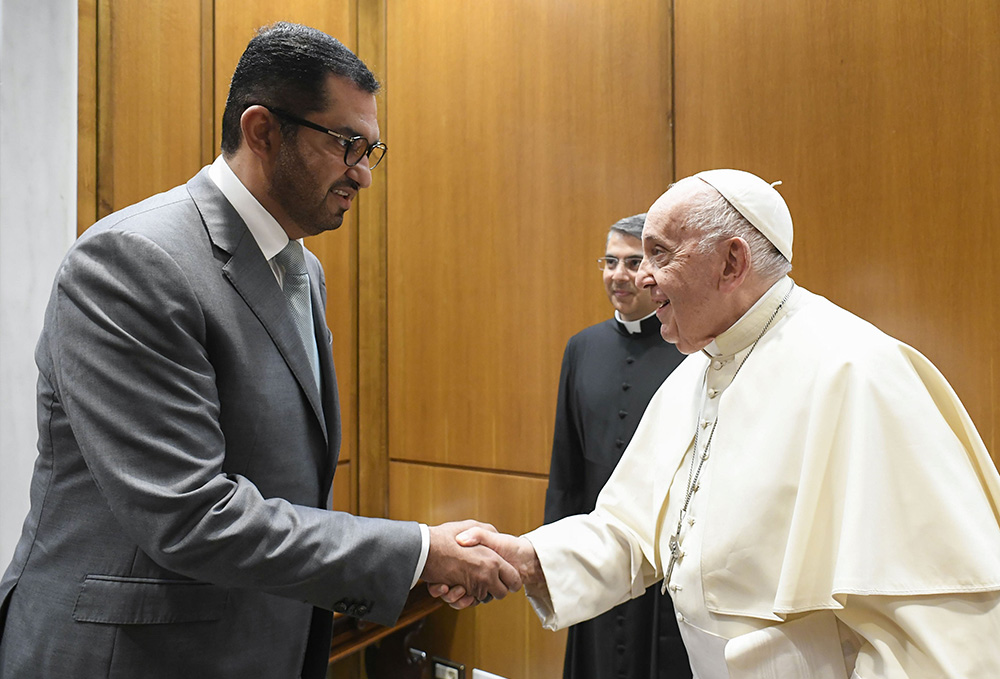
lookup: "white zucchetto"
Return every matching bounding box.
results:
[694,169,794,262]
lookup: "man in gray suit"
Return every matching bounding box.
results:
[0,23,518,678]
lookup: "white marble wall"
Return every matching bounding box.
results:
[0,0,78,567]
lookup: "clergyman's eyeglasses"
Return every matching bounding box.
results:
[597,256,643,272]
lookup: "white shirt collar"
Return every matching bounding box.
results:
[208,155,290,261]
[615,309,659,334]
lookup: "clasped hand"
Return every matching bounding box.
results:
[422,520,541,610]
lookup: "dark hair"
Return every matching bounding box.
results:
[608,213,646,242]
[220,22,379,155]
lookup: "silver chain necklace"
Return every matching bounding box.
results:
[665,284,794,585]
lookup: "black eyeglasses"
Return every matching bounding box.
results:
[260,105,387,169]
[597,256,644,272]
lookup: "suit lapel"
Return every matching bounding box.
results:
[186,169,328,442]
[307,265,342,488]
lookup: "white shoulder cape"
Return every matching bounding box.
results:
[526,288,1000,628]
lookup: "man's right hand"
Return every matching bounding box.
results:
[425,526,547,609]
[420,520,522,607]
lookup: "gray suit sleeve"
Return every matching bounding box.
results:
[47,227,419,625]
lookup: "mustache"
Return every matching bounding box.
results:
[333,178,360,193]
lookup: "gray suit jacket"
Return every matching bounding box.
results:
[0,168,421,678]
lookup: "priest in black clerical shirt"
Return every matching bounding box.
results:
[544,214,691,679]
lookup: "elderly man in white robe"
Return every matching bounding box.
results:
[429,170,1000,678]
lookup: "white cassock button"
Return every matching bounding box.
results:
[676,612,685,622]
[708,388,719,399]
[712,360,723,370]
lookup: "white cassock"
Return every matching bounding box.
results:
[524,277,1000,678]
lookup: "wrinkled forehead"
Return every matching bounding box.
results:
[642,178,715,241]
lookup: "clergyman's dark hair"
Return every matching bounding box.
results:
[608,213,647,243]
[220,22,379,156]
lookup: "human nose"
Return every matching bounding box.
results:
[636,258,655,288]
[611,261,631,280]
[346,157,373,189]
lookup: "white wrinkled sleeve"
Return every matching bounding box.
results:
[520,356,704,630]
[522,513,656,630]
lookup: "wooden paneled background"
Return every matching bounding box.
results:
[382,2,672,675]
[77,1,998,677]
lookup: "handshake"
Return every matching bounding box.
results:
[420,520,545,610]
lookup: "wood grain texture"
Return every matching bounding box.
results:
[199,0,215,167]
[385,0,674,474]
[674,0,999,463]
[331,461,354,514]
[77,0,98,235]
[98,0,204,214]
[389,461,566,678]
[356,0,391,518]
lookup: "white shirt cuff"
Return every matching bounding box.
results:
[410,523,430,589]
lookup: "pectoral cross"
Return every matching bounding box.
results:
[665,532,683,584]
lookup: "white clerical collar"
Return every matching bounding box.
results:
[615,309,659,334]
[208,155,291,261]
[703,277,794,357]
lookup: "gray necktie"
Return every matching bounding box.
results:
[273,240,321,388]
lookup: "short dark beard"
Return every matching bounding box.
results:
[269,139,344,235]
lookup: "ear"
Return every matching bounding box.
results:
[239,105,282,162]
[719,237,752,292]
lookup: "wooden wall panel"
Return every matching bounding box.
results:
[389,462,566,678]
[213,2,363,470]
[330,461,354,513]
[77,0,98,234]
[355,0,391,520]
[673,0,999,463]
[385,1,674,474]
[96,0,204,215]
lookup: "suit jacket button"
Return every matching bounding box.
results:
[333,601,348,613]
[355,604,369,616]
[618,410,627,419]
